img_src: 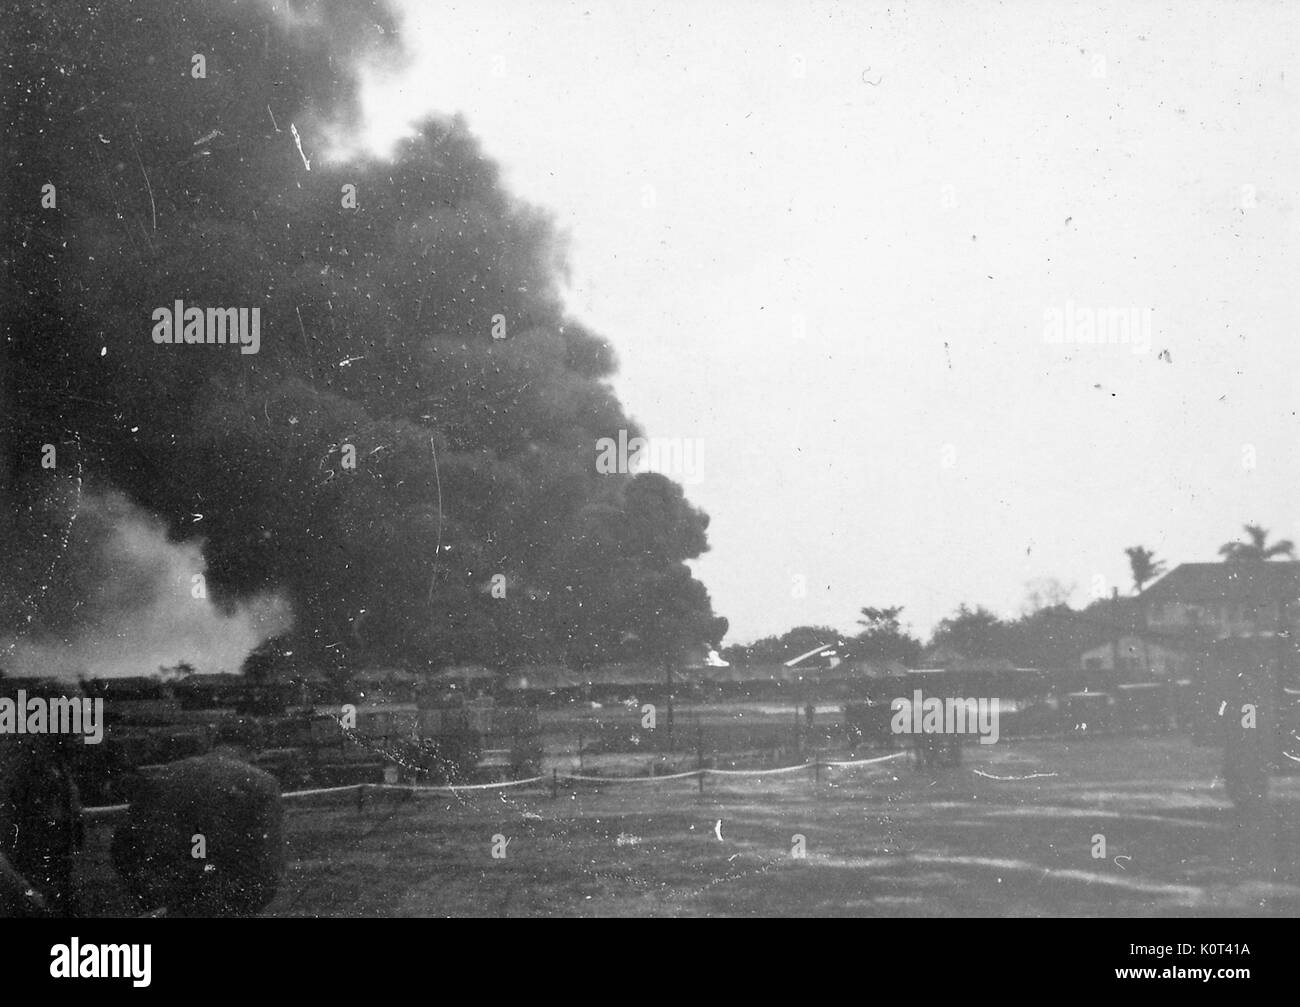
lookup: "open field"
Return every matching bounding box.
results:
[76,733,1300,917]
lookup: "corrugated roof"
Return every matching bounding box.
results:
[784,643,840,668]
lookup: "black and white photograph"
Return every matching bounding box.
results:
[0,0,1295,960]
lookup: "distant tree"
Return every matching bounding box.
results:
[1021,578,1075,615]
[1219,524,1295,562]
[775,626,844,662]
[852,606,923,665]
[1010,602,1123,669]
[928,604,1015,661]
[1124,546,1166,593]
[724,626,841,666]
[856,606,904,633]
[719,639,762,666]
[241,638,291,683]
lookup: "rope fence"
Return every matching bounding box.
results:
[561,769,702,784]
[371,776,549,794]
[80,751,908,821]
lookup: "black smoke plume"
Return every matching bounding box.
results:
[2,0,725,676]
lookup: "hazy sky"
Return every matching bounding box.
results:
[350,0,1298,643]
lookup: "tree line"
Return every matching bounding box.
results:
[723,524,1295,669]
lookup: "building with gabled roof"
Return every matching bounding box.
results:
[1141,562,1300,639]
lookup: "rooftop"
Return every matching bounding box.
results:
[1141,562,1300,605]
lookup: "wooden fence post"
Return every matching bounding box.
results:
[697,725,704,794]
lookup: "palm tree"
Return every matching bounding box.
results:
[1124,546,1166,593]
[1219,524,1296,562]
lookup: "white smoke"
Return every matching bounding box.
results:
[1,491,292,681]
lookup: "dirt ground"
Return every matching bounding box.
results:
[74,732,1300,917]
[214,734,1300,915]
